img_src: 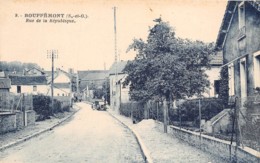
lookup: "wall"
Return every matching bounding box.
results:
[204,66,221,97]
[53,88,70,97]
[26,110,36,125]
[10,85,49,95]
[0,113,16,133]
[223,2,260,98]
[205,109,232,134]
[109,74,127,113]
[15,111,24,128]
[54,73,70,83]
[156,121,259,163]
[0,110,36,134]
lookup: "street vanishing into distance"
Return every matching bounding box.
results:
[0,103,144,163]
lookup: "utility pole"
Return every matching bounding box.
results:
[113,6,118,111]
[47,50,58,114]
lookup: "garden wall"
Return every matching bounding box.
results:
[156,121,259,163]
[0,113,16,134]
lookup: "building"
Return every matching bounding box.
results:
[77,70,108,100]
[9,75,48,95]
[204,52,224,97]
[109,61,129,112]
[49,68,74,97]
[0,71,11,93]
[215,1,260,105]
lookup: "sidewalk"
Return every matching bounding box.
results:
[107,108,228,163]
[0,104,81,151]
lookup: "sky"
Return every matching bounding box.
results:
[0,0,227,71]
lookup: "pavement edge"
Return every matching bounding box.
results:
[107,111,153,163]
[0,105,81,152]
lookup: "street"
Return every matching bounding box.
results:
[0,103,144,163]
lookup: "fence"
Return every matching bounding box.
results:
[0,92,33,113]
[240,95,260,151]
[120,98,225,128]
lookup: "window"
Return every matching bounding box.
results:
[238,2,245,29]
[33,85,37,91]
[62,93,64,96]
[228,63,235,96]
[254,51,260,88]
[214,80,220,96]
[240,57,247,98]
[17,86,21,93]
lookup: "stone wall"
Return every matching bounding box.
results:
[0,110,36,134]
[26,110,36,125]
[156,121,259,163]
[0,113,16,134]
[15,111,24,128]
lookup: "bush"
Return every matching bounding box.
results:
[120,102,144,122]
[33,95,52,121]
[174,98,224,127]
[62,104,70,112]
[33,95,68,121]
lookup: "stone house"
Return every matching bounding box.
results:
[109,61,129,112]
[215,1,260,105]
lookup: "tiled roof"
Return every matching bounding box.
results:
[9,75,48,85]
[78,70,108,81]
[209,51,223,66]
[0,78,11,89]
[109,61,128,75]
[53,83,70,89]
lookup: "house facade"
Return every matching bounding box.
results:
[216,1,260,105]
[50,68,74,97]
[9,75,48,95]
[204,52,223,98]
[109,61,130,112]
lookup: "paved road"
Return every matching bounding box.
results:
[0,103,144,163]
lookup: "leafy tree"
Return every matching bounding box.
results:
[0,61,41,72]
[123,19,214,129]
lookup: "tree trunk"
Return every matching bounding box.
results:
[163,92,172,133]
[163,100,168,133]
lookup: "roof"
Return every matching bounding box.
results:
[216,1,260,49]
[24,67,46,75]
[9,75,48,85]
[0,78,11,89]
[53,83,70,89]
[109,61,128,75]
[78,70,108,81]
[209,51,223,66]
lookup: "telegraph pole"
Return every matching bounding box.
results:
[47,50,58,114]
[113,6,118,111]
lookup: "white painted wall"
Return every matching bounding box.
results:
[109,74,130,112]
[10,85,49,95]
[204,67,221,97]
[54,73,70,83]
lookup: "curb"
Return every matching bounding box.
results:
[0,106,81,152]
[107,111,153,163]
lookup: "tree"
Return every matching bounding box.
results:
[123,19,215,132]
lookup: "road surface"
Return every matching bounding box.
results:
[0,103,144,163]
